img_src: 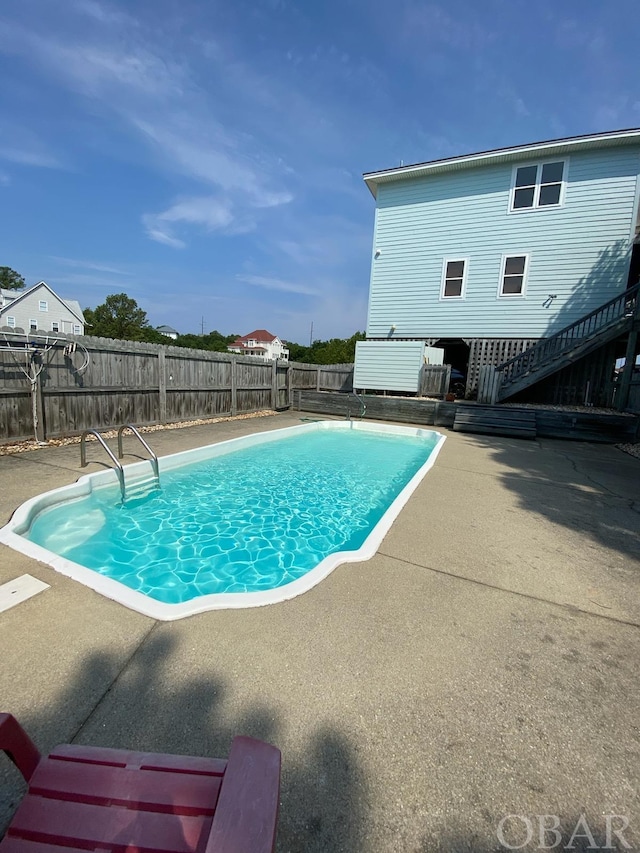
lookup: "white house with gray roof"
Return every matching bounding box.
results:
[0,281,85,335]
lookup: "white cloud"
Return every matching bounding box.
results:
[236,274,320,297]
[141,219,187,250]
[132,118,263,195]
[50,272,140,294]
[143,196,253,248]
[0,18,186,101]
[73,0,136,27]
[0,14,295,244]
[0,145,61,169]
[401,2,493,51]
[49,256,134,275]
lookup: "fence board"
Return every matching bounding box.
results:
[419,365,450,397]
[0,338,358,442]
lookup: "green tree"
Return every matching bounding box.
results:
[84,293,157,341]
[293,332,365,364]
[0,266,26,290]
[173,330,239,352]
[286,341,310,362]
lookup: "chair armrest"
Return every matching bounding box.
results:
[205,736,281,853]
[0,713,41,782]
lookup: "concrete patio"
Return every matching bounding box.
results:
[0,411,638,852]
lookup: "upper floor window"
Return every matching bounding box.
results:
[29,319,37,330]
[441,258,467,299]
[500,255,529,297]
[6,316,16,327]
[511,160,566,211]
[39,300,48,311]
[73,324,81,335]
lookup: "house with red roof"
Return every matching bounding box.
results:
[227,330,289,361]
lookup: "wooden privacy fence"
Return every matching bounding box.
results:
[0,335,354,442]
[477,365,501,404]
[418,364,451,397]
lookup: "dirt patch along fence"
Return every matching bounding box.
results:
[0,335,354,443]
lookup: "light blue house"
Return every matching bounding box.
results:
[357,128,640,403]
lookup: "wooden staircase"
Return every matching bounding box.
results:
[496,283,639,401]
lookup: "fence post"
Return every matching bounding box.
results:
[271,359,278,410]
[34,370,46,441]
[287,363,292,408]
[442,364,452,396]
[616,329,638,411]
[316,366,321,391]
[231,357,238,415]
[158,347,167,424]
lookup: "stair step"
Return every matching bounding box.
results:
[123,475,161,505]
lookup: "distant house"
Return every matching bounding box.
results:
[355,127,640,402]
[228,330,289,361]
[0,280,85,335]
[157,325,179,340]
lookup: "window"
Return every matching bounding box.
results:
[73,324,81,335]
[441,258,467,299]
[500,255,528,297]
[51,321,60,332]
[39,300,48,311]
[29,319,37,330]
[511,160,565,211]
[6,316,16,327]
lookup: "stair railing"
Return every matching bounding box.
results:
[497,282,639,386]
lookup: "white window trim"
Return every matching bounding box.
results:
[73,324,81,335]
[509,157,568,214]
[51,321,60,332]
[439,257,468,300]
[498,253,530,298]
[39,300,48,311]
[6,316,16,327]
[29,319,37,330]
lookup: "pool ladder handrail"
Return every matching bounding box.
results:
[117,423,160,485]
[80,429,126,502]
[347,390,367,420]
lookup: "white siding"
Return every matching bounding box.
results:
[0,284,84,334]
[354,340,426,392]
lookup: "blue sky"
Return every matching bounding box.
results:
[1,0,639,343]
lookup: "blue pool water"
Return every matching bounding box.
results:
[26,427,439,604]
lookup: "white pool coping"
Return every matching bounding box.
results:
[0,420,446,620]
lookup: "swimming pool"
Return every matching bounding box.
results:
[0,421,445,619]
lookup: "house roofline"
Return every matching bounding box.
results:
[0,280,85,324]
[363,127,640,198]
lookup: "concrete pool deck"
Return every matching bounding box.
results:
[0,411,639,851]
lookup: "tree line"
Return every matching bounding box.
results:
[84,293,364,364]
[2,268,363,364]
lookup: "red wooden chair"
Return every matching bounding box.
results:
[0,713,280,853]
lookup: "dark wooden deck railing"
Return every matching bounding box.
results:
[497,282,639,386]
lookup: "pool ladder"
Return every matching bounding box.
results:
[347,391,367,421]
[80,424,160,502]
